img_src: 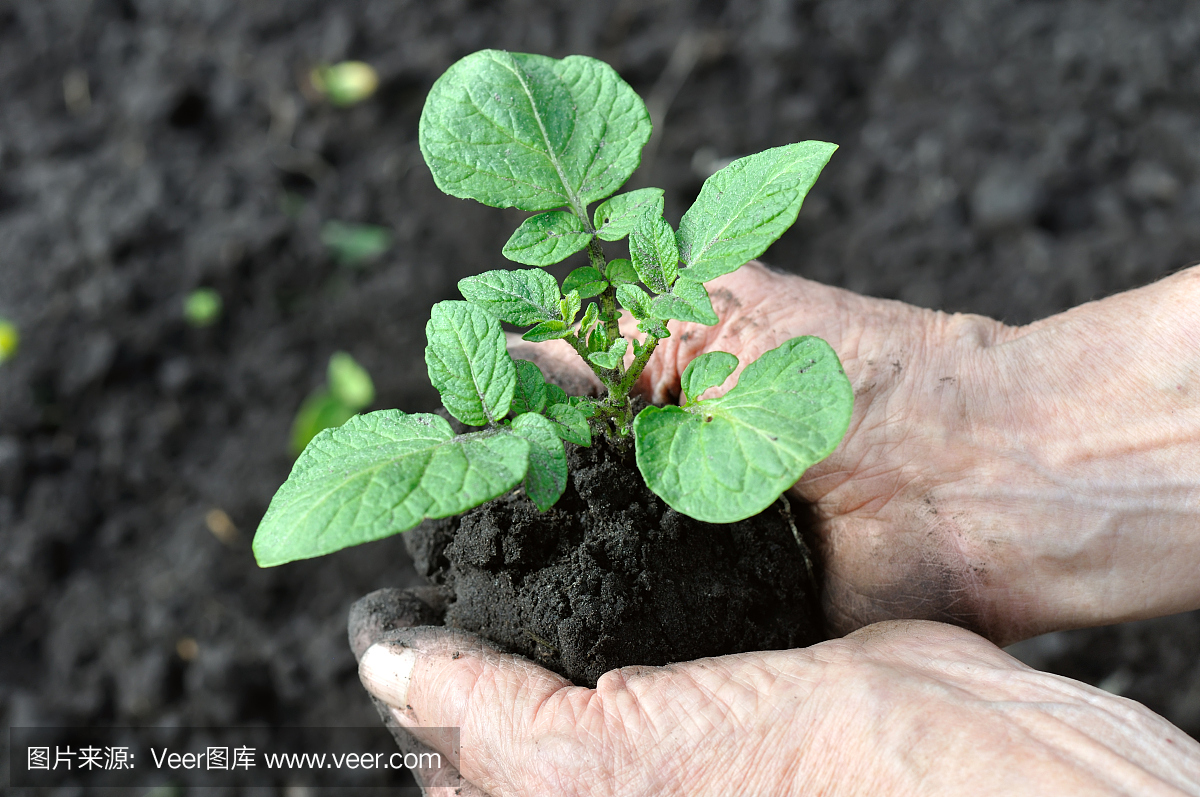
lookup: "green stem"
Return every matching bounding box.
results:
[613,334,661,404]
[586,237,622,345]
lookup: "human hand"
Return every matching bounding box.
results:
[352,591,1200,797]
[510,262,1200,644]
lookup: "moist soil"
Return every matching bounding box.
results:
[405,421,825,687]
[4,0,1200,778]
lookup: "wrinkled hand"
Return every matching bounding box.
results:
[351,589,1200,797]
[511,262,1200,645]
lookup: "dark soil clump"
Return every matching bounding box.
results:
[406,431,824,687]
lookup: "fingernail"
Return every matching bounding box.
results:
[359,643,417,709]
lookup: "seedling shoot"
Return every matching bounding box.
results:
[254,50,853,567]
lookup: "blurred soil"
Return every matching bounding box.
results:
[2,0,1199,775]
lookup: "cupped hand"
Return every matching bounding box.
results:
[510,262,1200,645]
[352,592,1200,797]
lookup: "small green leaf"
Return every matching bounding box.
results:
[183,288,222,328]
[578,301,600,335]
[588,337,628,369]
[634,336,853,524]
[545,402,592,446]
[630,215,679,293]
[426,301,516,426]
[458,269,561,326]
[545,383,569,407]
[615,283,651,319]
[321,221,392,266]
[605,258,639,284]
[563,266,608,299]
[680,351,738,404]
[594,188,666,241]
[649,277,718,325]
[637,318,670,339]
[502,211,592,266]
[328,352,375,410]
[522,319,571,342]
[566,395,598,417]
[677,142,836,283]
[559,290,582,326]
[512,412,567,510]
[512,359,548,415]
[0,318,18,363]
[290,390,358,456]
[255,411,530,566]
[587,321,611,353]
[311,61,379,106]
[419,50,651,212]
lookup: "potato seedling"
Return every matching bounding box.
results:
[310,61,379,106]
[183,288,222,327]
[254,50,853,567]
[290,352,376,455]
[0,317,18,363]
[320,220,392,267]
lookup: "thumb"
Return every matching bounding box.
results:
[358,627,611,796]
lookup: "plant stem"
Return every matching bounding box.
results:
[587,237,622,345]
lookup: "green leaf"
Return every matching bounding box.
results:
[586,320,611,353]
[545,402,592,446]
[588,337,628,370]
[559,290,582,326]
[458,269,561,326]
[502,211,592,266]
[321,221,392,267]
[578,301,600,335]
[255,411,529,566]
[511,412,567,510]
[634,336,853,524]
[563,266,608,299]
[183,288,222,327]
[676,142,837,283]
[545,383,569,407]
[522,319,571,342]
[637,318,670,339]
[566,395,598,417]
[605,258,639,284]
[649,277,718,325]
[511,359,548,415]
[328,352,375,410]
[419,50,651,212]
[630,215,679,293]
[425,301,516,426]
[615,283,651,319]
[594,188,666,241]
[680,351,738,404]
[290,390,358,456]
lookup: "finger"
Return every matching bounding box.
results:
[348,589,484,795]
[358,627,604,796]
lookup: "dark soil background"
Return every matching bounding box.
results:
[3,0,1199,785]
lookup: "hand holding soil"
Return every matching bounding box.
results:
[353,606,1200,796]
[515,261,1200,646]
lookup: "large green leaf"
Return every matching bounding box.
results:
[563,266,608,299]
[502,211,592,266]
[545,402,592,446]
[254,411,529,566]
[419,50,651,213]
[594,188,665,241]
[512,412,568,511]
[634,336,852,523]
[649,277,717,325]
[676,142,836,283]
[630,215,679,293]
[459,269,561,326]
[425,301,516,426]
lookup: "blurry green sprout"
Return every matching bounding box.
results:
[0,318,18,363]
[184,288,223,328]
[321,220,392,266]
[310,61,379,106]
[290,352,376,456]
